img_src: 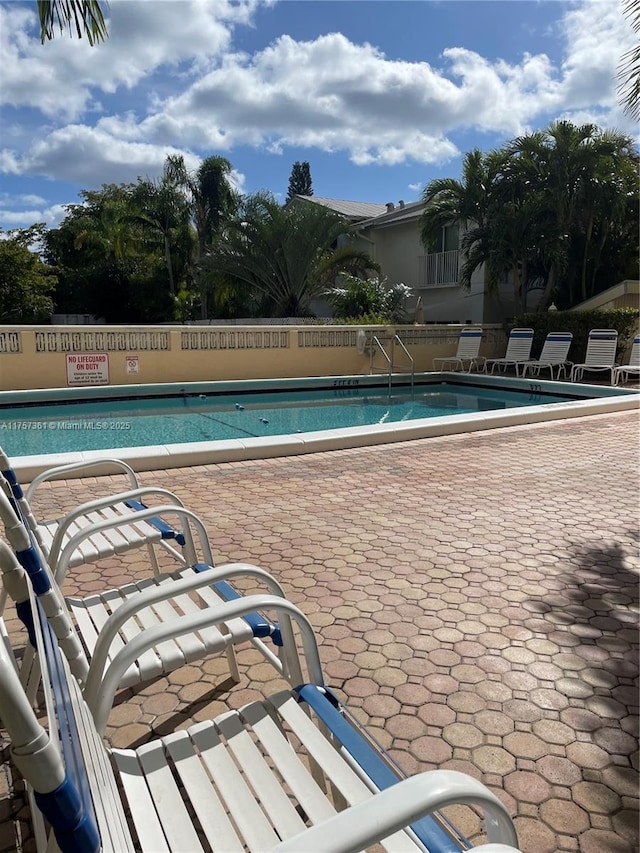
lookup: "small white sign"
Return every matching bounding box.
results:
[126,355,140,375]
[66,353,109,386]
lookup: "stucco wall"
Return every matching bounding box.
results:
[0,324,507,392]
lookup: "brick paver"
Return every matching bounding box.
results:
[1,409,638,852]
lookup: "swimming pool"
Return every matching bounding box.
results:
[1,373,637,477]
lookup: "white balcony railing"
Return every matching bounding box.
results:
[418,250,460,288]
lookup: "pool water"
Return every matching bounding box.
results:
[0,382,572,457]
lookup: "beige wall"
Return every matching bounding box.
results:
[570,280,640,312]
[354,216,536,325]
[0,324,507,392]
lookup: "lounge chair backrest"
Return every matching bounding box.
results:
[456,327,483,359]
[626,334,640,366]
[583,329,618,366]
[537,331,573,363]
[503,328,534,361]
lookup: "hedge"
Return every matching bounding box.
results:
[512,308,639,362]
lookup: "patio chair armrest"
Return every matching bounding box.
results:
[272,770,519,853]
[53,501,210,584]
[83,563,290,702]
[87,593,324,735]
[24,458,140,503]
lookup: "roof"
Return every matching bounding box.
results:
[570,280,640,312]
[291,195,389,221]
[357,199,426,229]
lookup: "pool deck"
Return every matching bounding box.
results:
[1,408,639,852]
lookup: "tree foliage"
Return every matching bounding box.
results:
[326,274,412,324]
[43,184,177,322]
[286,162,313,202]
[38,0,108,45]
[203,193,366,317]
[165,154,237,318]
[130,167,193,296]
[618,0,640,121]
[420,121,639,312]
[0,225,56,322]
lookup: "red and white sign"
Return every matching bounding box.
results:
[126,355,140,375]
[66,353,109,386]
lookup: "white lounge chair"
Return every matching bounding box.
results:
[483,328,534,374]
[0,449,196,581]
[613,334,640,385]
[432,327,484,373]
[519,331,573,379]
[0,575,522,853]
[0,478,301,715]
[570,329,618,384]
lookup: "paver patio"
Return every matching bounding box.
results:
[1,409,638,852]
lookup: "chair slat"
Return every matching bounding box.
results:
[164,731,246,852]
[190,719,284,850]
[269,691,376,804]
[239,699,338,823]
[112,749,174,852]
[215,709,309,839]
[74,691,135,852]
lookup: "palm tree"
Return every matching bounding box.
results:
[165,154,237,318]
[618,0,640,121]
[420,148,529,304]
[203,193,355,317]
[425,123,638,313]
[38,0,108,44]
[420,148,498,249]
[312,244,381,291]
[131,171,192,297]
[508,122,637,304]
[574,131,638,301]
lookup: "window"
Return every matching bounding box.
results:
[432,224,459,254]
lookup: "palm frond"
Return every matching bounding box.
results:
[38,0,108,45]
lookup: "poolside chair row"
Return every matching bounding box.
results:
[432,327,572,379]
[434,327,640,385]
[0,451,300,706]
[0,458,523,851]
[0,588,520,853]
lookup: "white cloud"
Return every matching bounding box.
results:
[1,123,201,185]
[0,203,66,228]
[0,0,636,198]
[0,192,46,207]
[0,1,259,120]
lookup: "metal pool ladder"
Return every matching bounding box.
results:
[369,334,415,396]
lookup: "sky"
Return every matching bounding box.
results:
[0,0,636,233]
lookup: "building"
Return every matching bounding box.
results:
[293,195,539,324]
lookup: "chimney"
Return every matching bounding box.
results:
[385,202,395,212]
[398,200,405,208]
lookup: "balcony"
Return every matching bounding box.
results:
[418,250,460,288]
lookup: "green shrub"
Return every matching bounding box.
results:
[512,308,639,361]
[331,313,390,326]
[326,274,412,324]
